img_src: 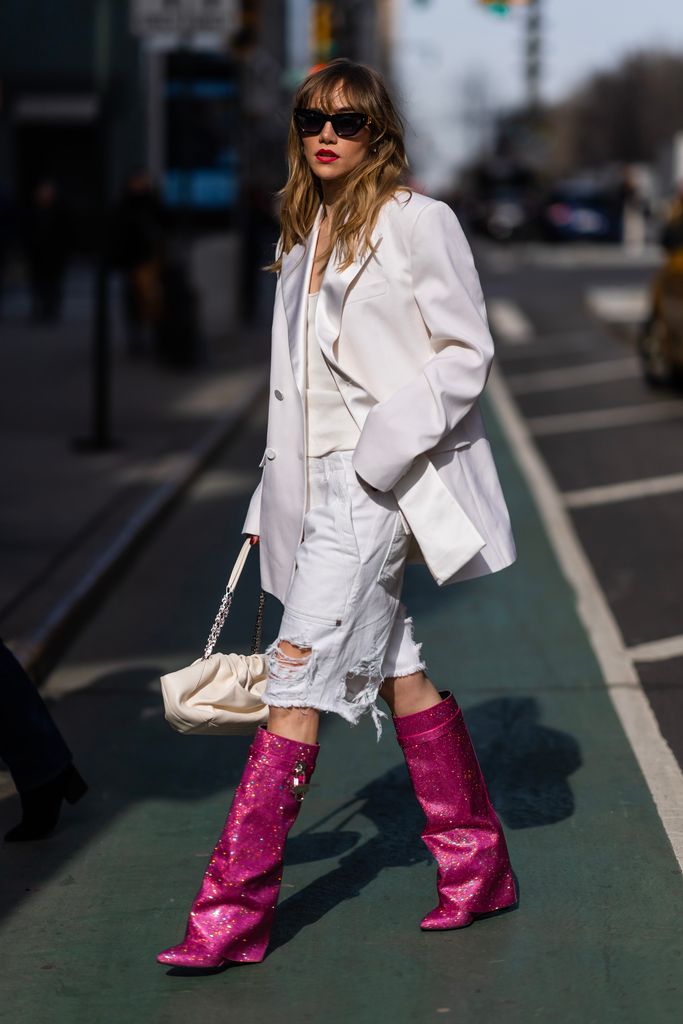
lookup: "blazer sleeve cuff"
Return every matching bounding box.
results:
[241,477,263,535]
[352,432,414,493]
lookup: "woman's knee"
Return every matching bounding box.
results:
[267,704,320,745]
[380,669,427,701]
[379,671,441,717]
[272,638,312,662]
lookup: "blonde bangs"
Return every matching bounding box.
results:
[266,59,412,275]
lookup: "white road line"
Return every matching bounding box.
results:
[586,285,650,325]
[496,331,609,362]
[488,298,534,345]
[528,399,683,436]
[522,243,660,269]
[628,635,683,663]
[564,471,683,508]
[488,365,683,870]
[507,357,640,394]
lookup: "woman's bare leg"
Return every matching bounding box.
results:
[380,671,443,718]
[266,640,321,745]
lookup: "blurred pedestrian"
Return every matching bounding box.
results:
[23,179,70,323]
[619,165,648,252]
[157,59,518,970]
[0,639,87,842]
[659,182,683,256]
[110,170,165,356]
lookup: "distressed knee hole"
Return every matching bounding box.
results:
[275,639,312,662]
[266,636,316,685]
[343,650,384,704]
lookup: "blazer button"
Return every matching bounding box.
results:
[265,447,277,460]
[274,388,284,400]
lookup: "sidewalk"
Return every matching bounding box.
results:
[0,384,681,1023]
[0,267,270,676]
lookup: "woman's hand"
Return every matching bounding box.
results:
[248,534,260,545]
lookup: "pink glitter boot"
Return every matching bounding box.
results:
[157,726,319,968]
[394,691,516,930]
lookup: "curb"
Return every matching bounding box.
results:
[9,368,269,684]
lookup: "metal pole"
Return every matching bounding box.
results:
[75,0,115,451]
[526,0,542,113]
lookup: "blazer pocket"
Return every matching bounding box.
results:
[429,437,472,456]
[345,277,388,305]
[377,512,411,589]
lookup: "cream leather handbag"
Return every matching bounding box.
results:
[160,538,269,735]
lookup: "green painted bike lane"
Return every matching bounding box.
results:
[1,400,681,1024]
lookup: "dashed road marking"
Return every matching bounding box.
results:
[488,364,683,870]
[564,471,683,508]
[507,356,640,394]
[495,329,606,362]
[528,399,683,436]
[628,634,683,663]
[488,298,534,344]
[586,285,650,325]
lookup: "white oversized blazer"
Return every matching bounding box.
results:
[242,189,517,605]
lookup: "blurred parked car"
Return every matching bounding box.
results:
[464,153,540,242]
[541,180,622,242]
[479,187,530,241]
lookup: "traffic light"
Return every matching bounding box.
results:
[478,0,531,14]
[311,1,334,62]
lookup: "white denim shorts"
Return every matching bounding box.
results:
[262,450,426,739]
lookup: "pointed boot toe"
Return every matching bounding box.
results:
[156,943,225,969]
[420,906,474,930]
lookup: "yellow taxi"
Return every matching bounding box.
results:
[639,199,683,385]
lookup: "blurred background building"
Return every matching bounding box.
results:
[2,0,683,328]
[0,0,391,233]
[0,0,392,338]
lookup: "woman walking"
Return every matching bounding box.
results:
[158,58,517,969]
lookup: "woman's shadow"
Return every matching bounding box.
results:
[271,694,580,952]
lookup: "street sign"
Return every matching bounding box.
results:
[130,0,239,37]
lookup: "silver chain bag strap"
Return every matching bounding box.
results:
[160,538,269,734]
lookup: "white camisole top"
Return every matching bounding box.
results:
[305,292,360,457]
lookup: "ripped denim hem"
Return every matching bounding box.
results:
[262,693,388,741]
[384,658,428,679]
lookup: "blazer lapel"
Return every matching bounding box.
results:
[280,203,384,397]
[316,221,383,361]
[280,205,323,398]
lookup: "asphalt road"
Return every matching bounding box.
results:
[479,242,683,773]
[2,327,682,1022]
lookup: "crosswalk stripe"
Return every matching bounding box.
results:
[628,635,683,663]
[564,471,683,508]
[508,357,640,394]
[488,298,534,344]
[586,285,650,324]
[528,400,683,436]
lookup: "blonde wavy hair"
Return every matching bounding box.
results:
[267,58,411,274]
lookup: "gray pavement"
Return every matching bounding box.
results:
[1,390,682,1023]
[2,242,683,1022]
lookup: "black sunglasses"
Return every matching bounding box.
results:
[293,107,370,138]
